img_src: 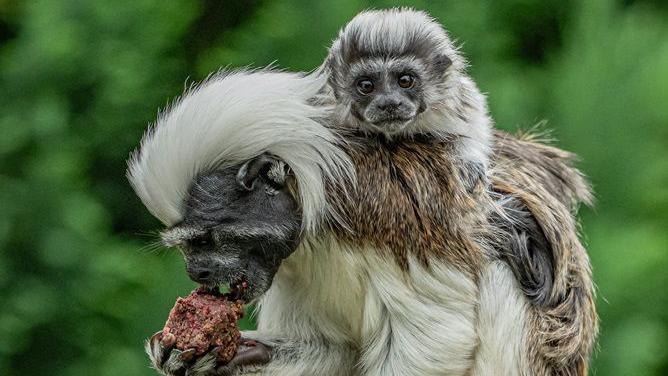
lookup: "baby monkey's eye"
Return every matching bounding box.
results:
[356,79,374,95]
[398,74,415,89]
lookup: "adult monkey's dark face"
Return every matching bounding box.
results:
[160,155,302,302]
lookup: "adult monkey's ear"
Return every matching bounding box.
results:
[236,154,289,191]
[431,54,453,77]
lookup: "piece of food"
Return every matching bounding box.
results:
[162,286,245,362]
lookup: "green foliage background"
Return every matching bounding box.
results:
[0,0,666,374]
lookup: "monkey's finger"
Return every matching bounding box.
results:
[161,332,176,349]
[162,348,186,374]
[179,348,197,363]
[149,331,163,348]
[146,331,168,370]
[186,349,218,375]
[216,363,263,376]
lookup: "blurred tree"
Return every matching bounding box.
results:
[0,1,248,374]
[0,0,666,375]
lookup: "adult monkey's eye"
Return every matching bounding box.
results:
[398,74,415,89]
[356,79,374,95]
[190,232,213,247]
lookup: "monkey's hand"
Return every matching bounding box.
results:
[146,331,270,376]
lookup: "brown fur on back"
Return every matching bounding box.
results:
[329,134,487,275]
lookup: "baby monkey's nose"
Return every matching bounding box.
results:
[376,99,402,112]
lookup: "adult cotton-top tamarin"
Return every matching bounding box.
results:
[128,10,596,376]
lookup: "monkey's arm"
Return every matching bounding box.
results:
[146,330,356,376]
[239,330,357,375]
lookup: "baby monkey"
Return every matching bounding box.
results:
[324,8,493,170]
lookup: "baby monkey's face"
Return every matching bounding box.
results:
[346,59,427,135]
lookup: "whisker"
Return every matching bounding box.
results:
[139,240,169,255]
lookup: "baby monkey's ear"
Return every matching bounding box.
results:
[431,54,453,77]
[236,154,289,191]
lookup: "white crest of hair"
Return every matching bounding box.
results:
[127,69,354,231]
[327,7,493,168]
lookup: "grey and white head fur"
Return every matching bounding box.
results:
[127,70,355,298]
[127,69,354,232]
[324,8,493,167]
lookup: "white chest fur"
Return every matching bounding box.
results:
[257,236,486,375]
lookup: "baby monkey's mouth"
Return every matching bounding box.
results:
[367,109,417,128]
[366,115,415,134]
[371,116,412,125]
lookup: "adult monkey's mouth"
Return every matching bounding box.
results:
[198,277,249,301]
[226,278,249,301]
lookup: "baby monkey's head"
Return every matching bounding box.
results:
[326,8,467,137]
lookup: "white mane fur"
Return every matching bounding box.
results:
[127,70,354,230]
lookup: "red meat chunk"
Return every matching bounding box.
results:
[162,287,244,362]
